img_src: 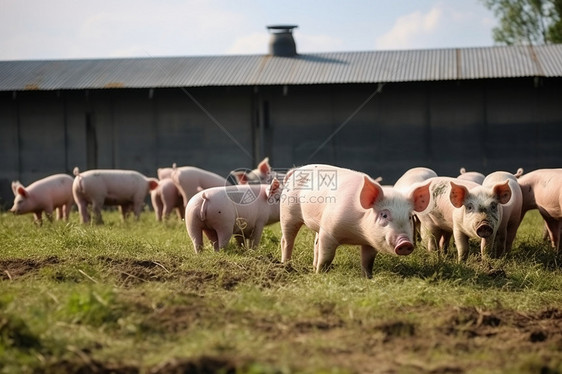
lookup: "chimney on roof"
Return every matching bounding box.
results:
[267,25,298,57]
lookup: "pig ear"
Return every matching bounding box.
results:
[359,176,383,209]
[266,178,281,198]
[493,180,512,205]
[232,171,249,184]
[148,178,159,191]
[17,186,28,198]
[258,157,271,175]
[410,181,431,213]
[449,182,469,208]
[11,181,21,196]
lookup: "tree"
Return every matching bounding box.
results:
[482,0,562,45]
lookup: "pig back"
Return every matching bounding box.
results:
[78,170,152,202]
[282,165,364,232]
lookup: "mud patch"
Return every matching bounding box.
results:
[150,356,238,374]
[0,256,59,280]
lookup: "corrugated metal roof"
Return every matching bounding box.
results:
[1,44,561,91]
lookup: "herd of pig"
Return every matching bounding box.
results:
[8,158,562,277]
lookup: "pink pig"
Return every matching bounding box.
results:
[457,168,485,184]
[394,167,438,194]
[150,178,184,221]
[185,179,282,251]
[518,168,562,251]
[280,165,431,278]
[171,165,232,208]
[481,171,523,256]
[72,167,159,224]
[10,174,75,224]
[417,177,512,261]
[231,157,273,184]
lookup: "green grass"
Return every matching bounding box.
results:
[1,209,561,373]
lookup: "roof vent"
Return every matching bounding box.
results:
[267,25,298,57]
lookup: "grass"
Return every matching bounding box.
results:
[0,209,561,373]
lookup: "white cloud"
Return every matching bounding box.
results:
[375,2,496,50]
[226,33,269,55]
[375,6,443,50]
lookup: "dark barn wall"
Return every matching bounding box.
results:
[0,87,255,208]
[266,78,562,183]
[1,77,561,208]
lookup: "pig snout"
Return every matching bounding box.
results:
[394,235,414,256]
[476,222,494,238]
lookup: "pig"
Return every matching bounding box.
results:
[185,179,282,252]
[458,168,485,184]
[417,177,512,261]
[394,167,438,243]
[72,167,159,224]
[280,164,432,278]
[231,157,273,184]
[394,167,438,194]
[518,168,562,251]
[482,171,523,257]
[231,157,287,185]
[156,167,174,180]
[171,165,232,209]
[10,174,75,224]
[150,178,184,221]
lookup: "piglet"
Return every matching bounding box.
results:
[10,174,75,224]
[280,164,431,278]
[72,167,158,224]
[185,179,282,251]
[482,171,523,257]
[457,167,485,184]
[518,168,562,251]
[171,165,232,208]
[150,178,184,221]
[418,177,511,261]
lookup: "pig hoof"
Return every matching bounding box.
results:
[476,224,493,238]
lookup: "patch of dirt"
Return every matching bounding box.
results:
[0,256,59,280]
[149,356,238,374]
[42,359,139,374]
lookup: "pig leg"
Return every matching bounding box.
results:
[162,202,173,221]
[62,203,72,221]
[55,207,63,220]
[216,230,233,251]
[33,211,43,226]
[453,228,470,262]
[439,233,452,253]
[188,226,204,253]
[91,200,104,224]
[421,226,441,252]
[132,201,144,221]
[202,229,218,252]
[76,200,90,224]
[248,224,265,249]
[152,194,163,221]
[281,221,303,263]
[544,217,561,252]
[360,245,377,279]
[313,232,320,270]
[315,230,339,273]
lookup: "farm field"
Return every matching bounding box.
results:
[1,209,562,374]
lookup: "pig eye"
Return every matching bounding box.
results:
[466,203,474,212]
[377,210,391,226]
[490,202,498,211]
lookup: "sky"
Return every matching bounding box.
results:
[0,0,498,61]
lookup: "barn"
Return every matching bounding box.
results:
[1,25,562,207]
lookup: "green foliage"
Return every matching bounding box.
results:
[482,0,562,44]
